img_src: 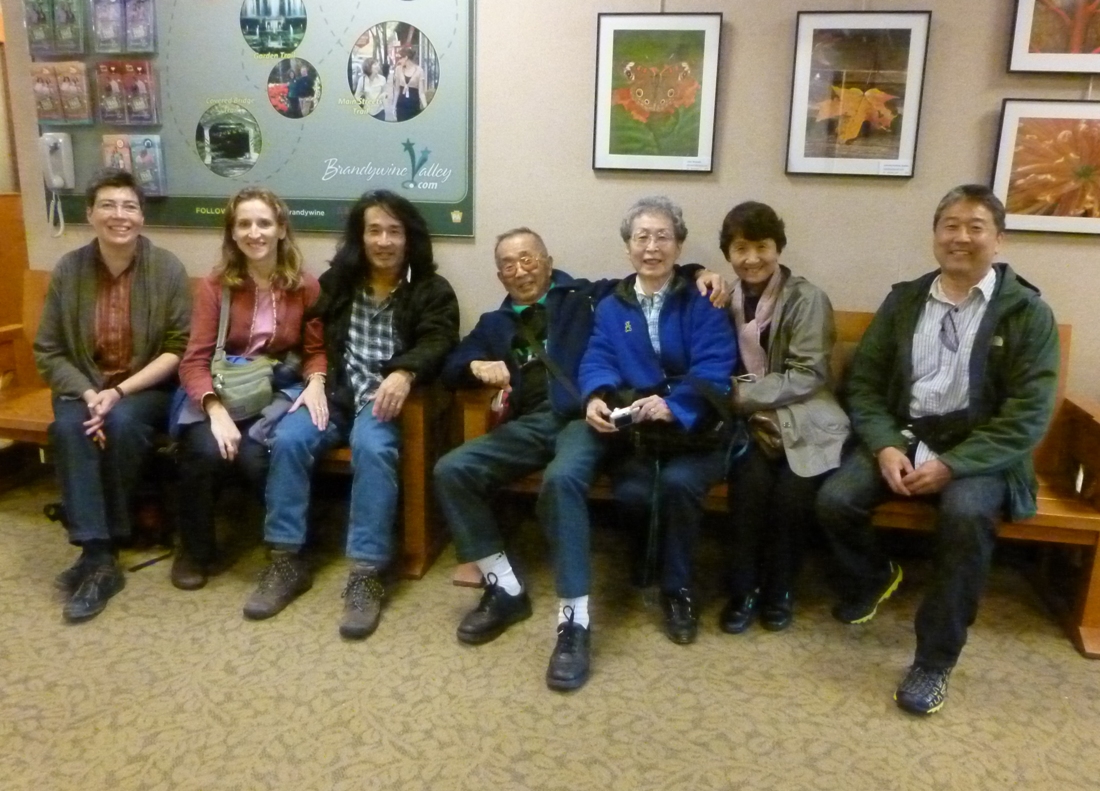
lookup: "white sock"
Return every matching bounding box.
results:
[559,596,589,628]
[475,552,522,596]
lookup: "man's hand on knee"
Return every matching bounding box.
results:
[876,447,914,496]
[903,458,952,496]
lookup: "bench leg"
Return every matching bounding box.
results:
[397,392,445,580]
[452,561,483,587]
[1069,538,1100,659]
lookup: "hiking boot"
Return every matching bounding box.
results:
[456,573,532,645]
[546,607,591,691]
[660,588,698,645]
[243,550,312,620]
[339,564,384,640]
[62,560,125,622]
[894,664,952,715]
[832,562,903,624]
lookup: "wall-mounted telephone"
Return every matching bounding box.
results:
[39,132,75,190]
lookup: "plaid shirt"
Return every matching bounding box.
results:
[345,286,403,414]
[634,275,673,356]
[93,257,135,387]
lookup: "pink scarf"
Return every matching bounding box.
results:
[730,269,784,377]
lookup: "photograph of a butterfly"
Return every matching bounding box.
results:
[786,12,930,178]
[593,13,722,172]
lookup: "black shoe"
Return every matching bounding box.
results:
[894,664,952,715]
[340,565,384,640]
[456,573,532,645]
[832,562,903,624]
[760,591,793,632]
[660,588,698,645]
[719,590,758,634]
[546,607,591,691]
[170,552,209,591]
[62,561,125,622]
[54,554,94,593]
[243,550,312,620]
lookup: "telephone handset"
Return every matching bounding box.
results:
[38,132,75,190]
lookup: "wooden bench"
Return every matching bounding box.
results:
[0,269,449,579]
[453,312,1100,660]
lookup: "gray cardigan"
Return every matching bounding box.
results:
[733,268,850,477]
[34,236,192,398]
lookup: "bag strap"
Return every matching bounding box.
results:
[516,319,582,403]
[215,284,232,357]
[681,374,735,425]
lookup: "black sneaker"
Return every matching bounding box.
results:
[719,590,758,634]
[456,573,532,645]
[243,550,312,620]
[760,591,793,632]
[546,607,591,691]
[340,565,384,640]
[660,588,698,645]
[895,664,952,715]
[62,561,125,622]
[54,554,94,593]
[832,562,903,624]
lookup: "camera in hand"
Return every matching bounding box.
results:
[610,406,636,429]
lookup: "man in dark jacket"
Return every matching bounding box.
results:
[817,184,1060,715]
[434,227,723,691]
[244,190,459,638]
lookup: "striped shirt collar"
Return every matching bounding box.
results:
[634,273,674,301]
[928,267,996,307]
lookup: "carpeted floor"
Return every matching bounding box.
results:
[2,475,1100,791]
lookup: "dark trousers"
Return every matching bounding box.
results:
[176,419,269,565]
[610,447,728,593]
[816,445,1007,669]
[727,445,825,600]
[434,411,605,599]
[50,391,170,545]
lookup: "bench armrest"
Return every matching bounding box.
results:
[1062,394,1100,510]
[457,386,496,443]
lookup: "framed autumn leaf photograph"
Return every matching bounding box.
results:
[1009,0,1100,73]
[592,13,722,172]
[786,11,931,177]
[992,99,1100,233]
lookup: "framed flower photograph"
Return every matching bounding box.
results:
[1009,1,1100,73]
[786,11,931,177]
[992,99,1100,234]
[592,12,722,172]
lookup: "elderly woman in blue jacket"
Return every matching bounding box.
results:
[718,201,850,635]
[580,196,737,645]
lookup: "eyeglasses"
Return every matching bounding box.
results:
[630,231,676,247]
[939,309,959,353]
[499,255,544,277]
[94,200,142,216]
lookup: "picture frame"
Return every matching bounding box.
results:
[785,11,931,178]
[991,99,1100,234]
[592,12,722,172]
[1009,1,1100,73]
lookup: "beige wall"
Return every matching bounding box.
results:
[3,0,1098,394]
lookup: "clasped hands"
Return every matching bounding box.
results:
[586,394,672,433]
[876,446,952,496]
[81,386,125,448]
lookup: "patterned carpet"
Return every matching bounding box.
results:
[2,474,1100,791]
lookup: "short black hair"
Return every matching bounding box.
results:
[84,168,145,211]
[719,201,786,256]
[933,184,1006,233]
[329,189,436,283]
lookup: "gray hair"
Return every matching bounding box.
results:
[619,196,688,243]
[933,184,1006,233]
[493,226,548,261]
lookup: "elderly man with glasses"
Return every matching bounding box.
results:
[816,184,1060,715]
[434,227,724,691]
[34,168,191,622]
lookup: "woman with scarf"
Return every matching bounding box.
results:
[719,201,850,634]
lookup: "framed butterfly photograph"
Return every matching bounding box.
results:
[786,11,931,178]
[592,13,722,172]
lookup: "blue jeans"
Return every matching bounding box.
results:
[177,417,270,565]
[433,411,605,598]
[816,445,1007,668]
[610,446,728,593]
[49,390,170,544]
[264,405,401,565]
